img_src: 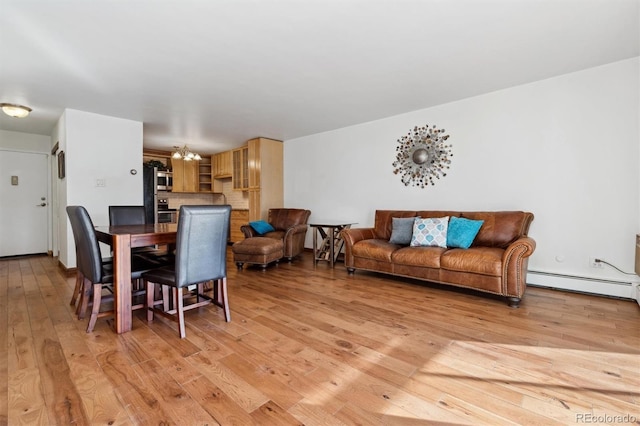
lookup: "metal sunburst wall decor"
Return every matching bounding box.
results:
[392,124,452,188]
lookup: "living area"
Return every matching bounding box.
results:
[0,1,639,424]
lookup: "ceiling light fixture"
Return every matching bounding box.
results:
[1,103,32,118]
[171,144,202,161]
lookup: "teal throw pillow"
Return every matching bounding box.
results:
[249,220,275,235]
[410,217,449,248]
[389,216,418,245]
[446,216,484,249]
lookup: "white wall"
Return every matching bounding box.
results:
[0,129,51,153]
[57,109,144,268]
[284,57,640,296]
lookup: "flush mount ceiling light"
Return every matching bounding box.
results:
[0,103,32,118]
[171,144,202,161]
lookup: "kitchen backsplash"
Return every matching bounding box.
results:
[220,179,249,209]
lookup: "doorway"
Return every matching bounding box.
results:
[0,150,49,257]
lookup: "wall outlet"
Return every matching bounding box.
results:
[96,178,106,187]
[589,257,603,268]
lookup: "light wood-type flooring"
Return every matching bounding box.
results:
[1,252,639,425]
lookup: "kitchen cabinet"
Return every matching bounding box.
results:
[171,158,198,192]
[198,156,213,192]
[232,146,249,191]
[213,151,232,178]
[230,210,249,243]
[246,137,283,221]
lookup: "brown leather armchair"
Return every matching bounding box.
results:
[240,208,311,261]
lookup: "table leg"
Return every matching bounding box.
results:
[112,234,133,334]
[329,227,335,268]
[313,226,318,266]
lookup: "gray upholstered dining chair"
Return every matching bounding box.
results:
[66,205,158,332]
[108,205,148,226]
[109,206,173,258]
[143,205,231,338]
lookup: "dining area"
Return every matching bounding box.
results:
[67,204,232,338]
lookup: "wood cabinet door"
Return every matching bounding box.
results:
[247,138,261,189]
[184,160,199,192]
[171,159,199,192]
[232,146,248,190]
[213,151,232,178]
[229,210,249,243]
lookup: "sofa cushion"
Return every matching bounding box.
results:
[447,217,484,249]
[410,217,449,248]
[389,217,417,245]
[440,247,504,276]
[374,210,417,240]
[460,211,532,248]
[415,210,462,220]
[391,246,445,268]
[352,239,398,262]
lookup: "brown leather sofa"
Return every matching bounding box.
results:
[240,208,311,261]
[341,210,535,307]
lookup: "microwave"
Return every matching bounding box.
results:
[157,170,173,191]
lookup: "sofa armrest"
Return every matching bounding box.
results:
[240,224,258,239]
[502,236,536,299]
[341,227,376,267]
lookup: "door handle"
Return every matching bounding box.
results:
[37,202,47,207]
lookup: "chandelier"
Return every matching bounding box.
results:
[171,144,202,161]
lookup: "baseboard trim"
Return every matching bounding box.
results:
[527,270,636,300]
[58,259,76,276]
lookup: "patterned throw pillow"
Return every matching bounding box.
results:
[410,217,450,248]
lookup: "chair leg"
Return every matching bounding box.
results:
[146,281,155,322]
[175,287,186,338]
[86,283,102,333]
[214,277,231,322]
[77,277,92,319]
[70,271,83,306]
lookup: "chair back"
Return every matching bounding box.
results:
[267,208,311,230]
[109,205,147,226]
[174,205,231,288]
[66,206,104,283]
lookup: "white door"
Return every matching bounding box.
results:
[0,150,49,257]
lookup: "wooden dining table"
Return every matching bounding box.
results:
[94,223,177,334]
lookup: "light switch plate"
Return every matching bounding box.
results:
[11,176,18,185]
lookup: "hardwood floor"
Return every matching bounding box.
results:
[1,252,639,425]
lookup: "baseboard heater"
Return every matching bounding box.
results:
[527,270,638,303]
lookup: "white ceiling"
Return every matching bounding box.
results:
[1,0,638,154]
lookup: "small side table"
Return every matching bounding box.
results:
[310,222,356,268]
